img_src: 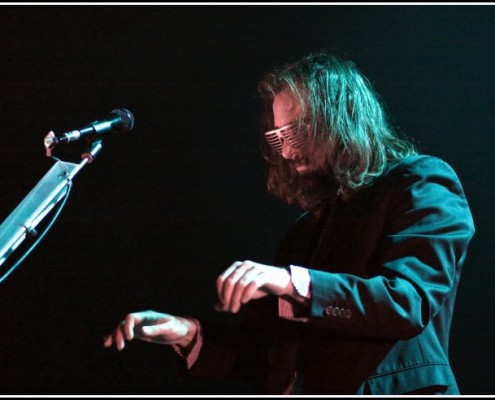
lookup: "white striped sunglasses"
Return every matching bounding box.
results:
[264,121,309,154]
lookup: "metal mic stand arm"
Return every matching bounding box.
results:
[0,137,103,278]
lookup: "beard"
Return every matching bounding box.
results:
[290,167,340,212]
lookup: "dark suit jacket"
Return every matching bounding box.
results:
[180,155,475,395]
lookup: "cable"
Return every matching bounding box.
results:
[0,180,73,284]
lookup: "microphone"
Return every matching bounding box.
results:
[44,108,135,150]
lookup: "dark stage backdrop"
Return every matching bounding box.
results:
[0,4,492,395]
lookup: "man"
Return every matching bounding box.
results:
[104,51,475,395]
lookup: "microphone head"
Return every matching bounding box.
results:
[110,108,135,132]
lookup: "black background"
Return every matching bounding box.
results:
[0,4,492,395]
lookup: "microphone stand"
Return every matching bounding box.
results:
[0,137,103,281]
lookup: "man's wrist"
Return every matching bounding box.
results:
[176,317,198,351]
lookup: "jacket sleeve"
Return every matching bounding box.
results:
[306,156,475,339]
[175,298,280,383]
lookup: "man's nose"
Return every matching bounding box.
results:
[281,140,297,159]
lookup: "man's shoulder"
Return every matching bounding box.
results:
[386,154,457,178]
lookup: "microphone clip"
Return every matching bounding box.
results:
[43,131,58,158]
[43,130,102,163]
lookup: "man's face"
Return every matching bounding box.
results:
[271,90,310,174]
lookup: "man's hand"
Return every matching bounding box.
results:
[216,260,292,313]
[103,310,197,351]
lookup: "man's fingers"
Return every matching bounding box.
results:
[229,269,263,313]
[217,261,242,304]
[217,261,250,309]
[124,317,136,341]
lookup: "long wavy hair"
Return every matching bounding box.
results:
[257,51,418,211]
